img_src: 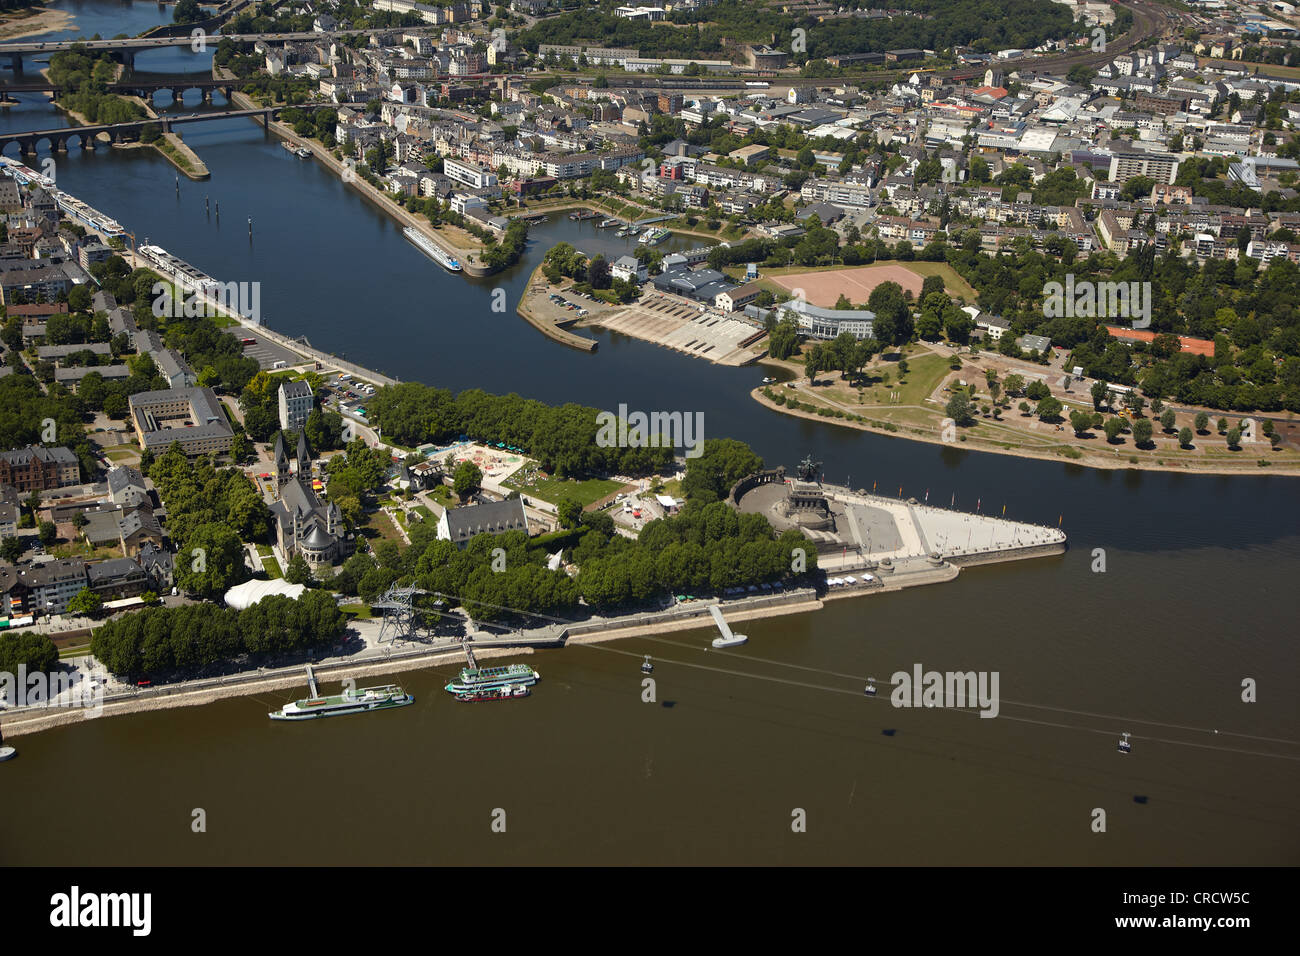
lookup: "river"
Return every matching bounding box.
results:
[0,2,1296,865]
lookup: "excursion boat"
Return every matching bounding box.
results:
[281,141,309,157]
[403,225,462,272]
[444,663,539,695]
[455,684,531,702]
[269,684,414,721]
[638,227,669,245]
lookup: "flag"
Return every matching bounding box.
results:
[977,498,981,511]
[1002,504,1006,516]
[924,489,929,503]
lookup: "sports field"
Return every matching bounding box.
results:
[771,264,926,307]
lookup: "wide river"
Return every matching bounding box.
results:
[0,2,1296,865]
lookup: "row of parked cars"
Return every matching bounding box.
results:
[548,292,589,317]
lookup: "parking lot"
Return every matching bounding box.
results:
[238,334,305,371]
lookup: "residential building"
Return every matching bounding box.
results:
[0,446,80,493]
[278,380,314,431]
[436,497,529,547]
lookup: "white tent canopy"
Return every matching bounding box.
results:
[224,578,308,611]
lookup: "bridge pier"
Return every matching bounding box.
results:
[4,52,22,76]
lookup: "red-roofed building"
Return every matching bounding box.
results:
[972,85,1008,99]
[1105,326,1215,357]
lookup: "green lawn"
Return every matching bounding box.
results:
[261,555,283,579]
[502,472,622,506]
[359,508,402,544]
[339,604,373,619]
[413,504,435,520]
[814,349,952,408]
[426,485,455,506]
[103,446,137,461]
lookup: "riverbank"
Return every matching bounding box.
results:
[515,263,598,351]
[0,643,523,738]
[39,71,210,178]
[1,555,1011,739]
[750,384,1300,478]
[0,5,72,41]
[118,91,209,179]
[229,88,490,275]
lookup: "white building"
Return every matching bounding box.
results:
[443,156,499,189]
[278,380,314,431]
[611,255,648,283]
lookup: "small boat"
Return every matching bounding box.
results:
[269,683,414,720]
[762,376,776,384]
[615,227,629,237]
[598,218,620,228]
[641,655,654,675]
[625,225,641,237]
[0,722,14,762]
[455,684,530,702]
[1117,732,1132,754]
[445,663,540,695]
[864,678,877,697]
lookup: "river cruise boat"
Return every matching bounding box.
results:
[455,684,531,702]
[404,226,461,272]
[269,684,414,721]
[639,227,670,245]
[444,663,539,695]
[598,218,620,228]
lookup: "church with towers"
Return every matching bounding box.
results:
[267,431,352,569]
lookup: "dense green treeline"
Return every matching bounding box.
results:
[336,495,814,621]
[0,631,58,678]
[90,592,347,678]
[517,0,1072,59]
[367,383,674,478]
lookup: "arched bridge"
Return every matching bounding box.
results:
[0,106,288,155]
[0,77,235,104]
